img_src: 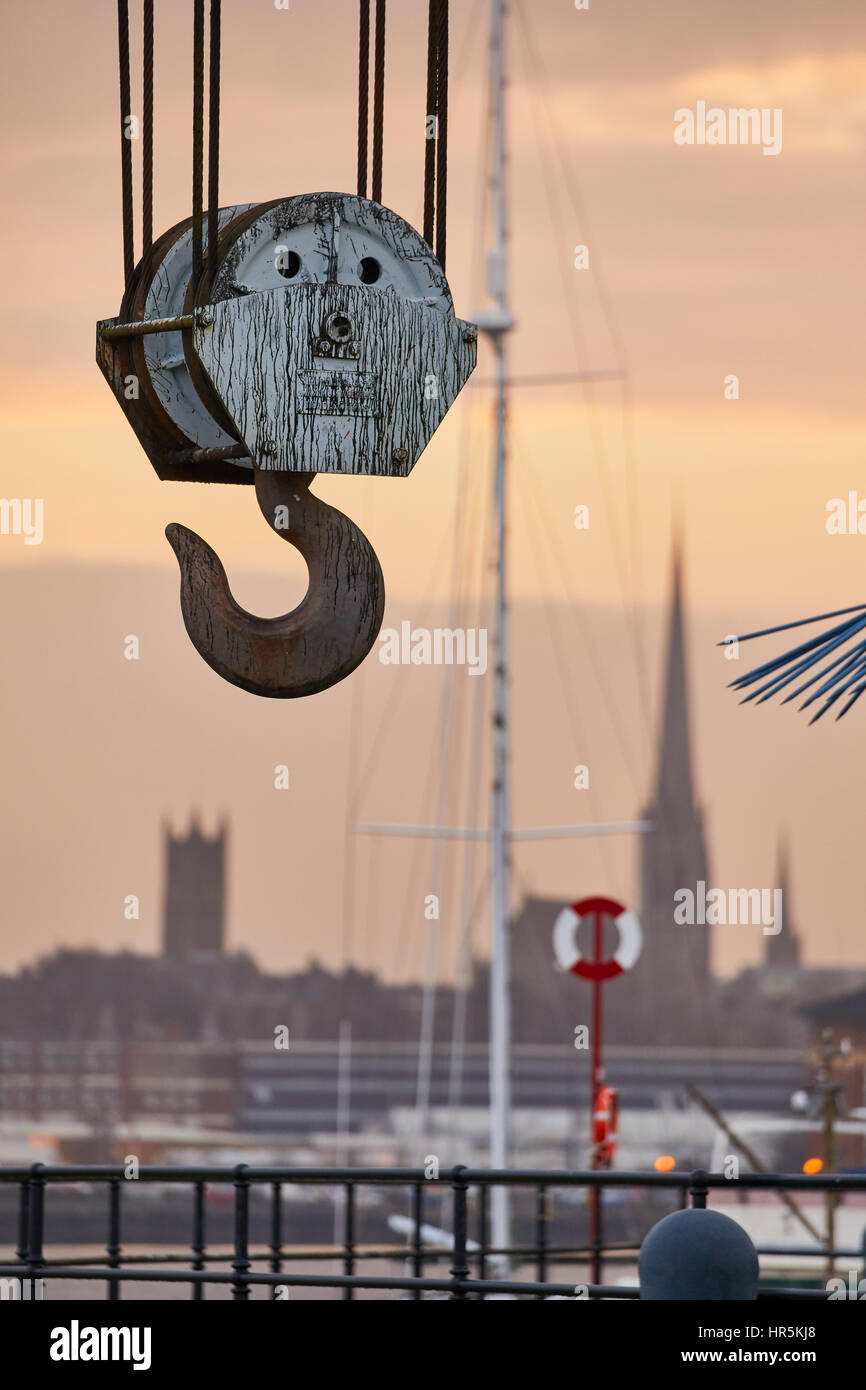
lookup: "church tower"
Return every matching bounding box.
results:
[634,545,714,1040]
[162,816,227,961]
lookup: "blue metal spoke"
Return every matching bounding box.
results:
[726,604,866,720]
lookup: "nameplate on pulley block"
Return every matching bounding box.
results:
[297,369,379,417]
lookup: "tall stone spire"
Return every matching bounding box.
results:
[653,545,696,813]
[629,540,714,1041]
[766,838,801,968]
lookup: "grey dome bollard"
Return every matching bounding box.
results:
[639,1208,759,1300]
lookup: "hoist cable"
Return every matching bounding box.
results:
[423,0,438,247]
[371,0,386,203]
[142,0,154,259]
[357,0,370,198]
[207,0,221,291]
[191,0,205,287]
[116,0,135,288]
[434,0,448,269]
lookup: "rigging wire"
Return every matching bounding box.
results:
[339,592,370,976]
[371,0,386,204]
[142,0,154,259]
[513,449,619,884]
[511,862,578,1046]
[510,10,721,1071]
[191,0,205,287]
[357,0,370,198]
[514,431,643,802]
[206,0,221,292]
[513,0,652,745]
[116,0,135,289]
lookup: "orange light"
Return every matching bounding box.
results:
[803,1157,823,1175]
[654,1155,676,1172]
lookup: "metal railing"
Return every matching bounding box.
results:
[1,1164,863,1300]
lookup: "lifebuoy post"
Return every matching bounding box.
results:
[553,894,643,1283]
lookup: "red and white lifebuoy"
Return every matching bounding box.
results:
[553,895,642,981]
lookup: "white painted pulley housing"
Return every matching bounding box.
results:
[97,193,476,483]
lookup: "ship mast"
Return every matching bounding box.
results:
[477,0,515,1259]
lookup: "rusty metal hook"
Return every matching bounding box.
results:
[165,468,385,698]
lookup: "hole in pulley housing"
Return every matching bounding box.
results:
[277,250,301,279]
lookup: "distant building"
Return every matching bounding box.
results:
[162,817,227,961]
[718,837,866,1046]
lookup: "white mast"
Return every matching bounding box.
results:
[477,0,515,1260]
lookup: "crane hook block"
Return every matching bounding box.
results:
[96,194,477,697]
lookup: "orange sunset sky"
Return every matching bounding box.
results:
[1,0,865,992]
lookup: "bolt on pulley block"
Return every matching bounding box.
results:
[97,193,477,697]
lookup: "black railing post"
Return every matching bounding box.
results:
[270,1181,283,1299]
[27,1163,45,1294]
[16,1178,30,1266]
[689,1169,709,1210]
[411,1181,424,1302]
[191,1180,206,1301]
[478,1180,488,1292]
[232,1164,251,1300]
[535,1183,548,1298]
[587,1174,604,1287]
[343,1182,356,1302]
[449,1165,470,1300]
[107,1176,122,1301]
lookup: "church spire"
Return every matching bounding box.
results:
[632,533,713,1041]
[653,541,696,810]
[766,837,801,968]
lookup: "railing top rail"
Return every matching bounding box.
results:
[1,1163,865,1192]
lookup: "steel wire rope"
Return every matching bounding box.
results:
[142,0,154,259]
[336,0,483,988]
[117,0,135,288]
[423,0,439,246]
[191,0,205,286]
[371,0,386,204]
[434,0,448,270]
[206,0,221,292]
[357,0,370,197]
